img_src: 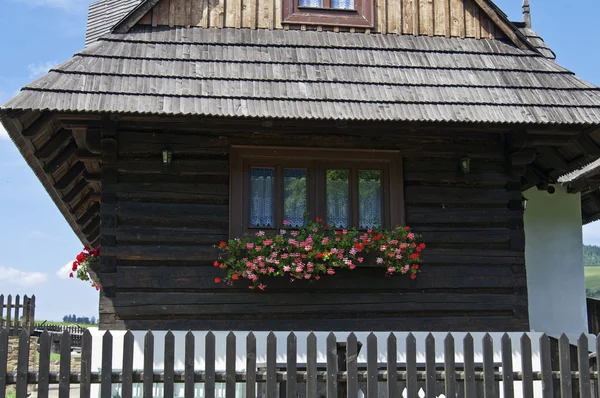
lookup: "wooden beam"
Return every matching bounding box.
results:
[85,129,102,154]
[85,173,101,183]
[43,142,77,174]
[509,149,538,166]
[21,113,55,139]
[54,162,86,191]
[62,179,88,204]
[76,149,101,162]
[113,0,161,33]
[77,203,100,227]
[35,129,72,161]
[574,134,600,157]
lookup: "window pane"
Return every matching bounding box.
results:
[331,0,354,9]
[284,168,307,227]
[359,170,382,229]
[250,168,274,228]
[299,0,323,6]
[327,169,349,228]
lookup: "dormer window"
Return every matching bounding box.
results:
[283,0,374,28]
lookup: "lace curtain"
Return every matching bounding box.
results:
[284,168,307,227]
[359,170,381,228]
[331,0,353,9]
[299,0,322,6]
[326,170,349,228]
[250,168,274,227]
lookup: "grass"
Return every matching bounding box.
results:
[6,393,16,398]
[36,352,61,362]
[585,267,600,295]
[37,321,96,328]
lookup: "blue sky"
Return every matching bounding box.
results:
[0,0,599,322]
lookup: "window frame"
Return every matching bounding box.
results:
[282,0,374,28]
[230,146,404,237]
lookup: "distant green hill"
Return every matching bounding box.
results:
[584,244,600,266]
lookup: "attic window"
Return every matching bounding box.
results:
[283,0,374,28]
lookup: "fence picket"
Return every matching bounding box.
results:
[6,295,12,334]
[101,331,113,398]
[406,333,417,398]
[307,333,317,398]
[501,333,514,398]
[164,331,175,398]
[578,334,592,398]
[386,333,397,398]
[38,330,50,398]
[482,334,494,398]
[596,333,600,398]
[185,331,195,398]
[444,333,456,398]
[0,329,8,398]
[559,334,573,398]
[122,331,134,398]
[81,329,92,398]
[287,332,297,398]
[29,295,36,332]
[59,331,71,398]
[327,332,338,398]
[226,332,237,398]
[367,333,377,398]
[425,333,435,398]
[539,334,553,398]
[347,333,359,398]
[21,296,29,333]
[14,295,20,333]
[143,331,154,398]
[247,332,256,398]
[521,334,534,398]
[205,331,216,398]
[16,329,29,398]
[0,295,4,329]
[464,333,475,398]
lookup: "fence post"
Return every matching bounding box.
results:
[101,331,113,398]
[38,330,51,398]
[59,331,71,398]
[28,296,35,333]
[21,296,29,335]
[0,329,8,398]
[16,328,29,398]
[0,295,4,330]
[386,333,397,398]
[6,295,12,336]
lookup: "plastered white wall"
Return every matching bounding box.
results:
[524,185,587,334]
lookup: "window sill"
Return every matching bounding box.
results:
[297,6,358,12]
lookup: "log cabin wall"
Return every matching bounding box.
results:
[136,0,506,37]
[97,120,527,331]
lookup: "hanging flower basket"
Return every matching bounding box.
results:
[70,247,101,290]
[214,218,425,290]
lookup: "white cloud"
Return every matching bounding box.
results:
[0,267,47,287]
[56,262,74,279]
[28,61,57,79]
[0,124,8,141]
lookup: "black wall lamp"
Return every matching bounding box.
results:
[459,154,471,175]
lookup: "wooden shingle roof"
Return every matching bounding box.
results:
[5,26,600,126]
[85,0,143,46]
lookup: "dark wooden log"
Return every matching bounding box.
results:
[164,331,175,398]
[205,332,216,398]
[59,331,71,398]
[81,330,93,398]
[143,331,154,398]
[226,332,236,398]
[406,333,417,398]
[15,329,29,398]
[386,333,397,398]
[307,333,317,398]
[405,186,519,205]
[38,330,51,398]
[117,159,229,176]
[21,113,55,138]
[521,334,534,398]
[287,332,297,398]
[185,331,195,398]
[463,333,475,398]
[444,333,456,398]
[44,142,77,173]
[246,332,257,398]
[35,129,72,160]
[122,331,135,398]
[501,334,515,398]
[54,162,86,191]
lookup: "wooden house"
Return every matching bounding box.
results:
[2,0,600,334]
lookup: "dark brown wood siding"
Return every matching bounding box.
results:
[97,122,528,331]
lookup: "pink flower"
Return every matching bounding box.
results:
[376,257,383,264]
[407,233,415,240]
[342,229,348,235]
[357,257,364,263]
[268,267,275,273]
[246,243,254,249]
[327,268,335,275]
[257,231,265,237]
[283,266,291,272]
[304,274,311,279]
[387,267,395,273]
[296,266,304,273]
[380,245,387,251]
[258,284,267,291]
[280,229,287,235]
[283,220,291,226]
[263,239,273,246]
[322,237,329,245]
[349,248,357,255]
[291,231,298,237]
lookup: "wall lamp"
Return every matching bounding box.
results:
[522,196,528,210]
[162,149,173,165]
[459,155,471,175]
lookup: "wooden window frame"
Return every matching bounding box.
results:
[282,0,374,28]
[230,146,404,238]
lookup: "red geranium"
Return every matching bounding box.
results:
[70,247,100,290]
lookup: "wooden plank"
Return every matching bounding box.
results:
[164,331,175,398]
[406,333,417,398]
[434,0,445,36]
[444,0,451,36]
[101,331,113,398]
[473,2,481,39]
[327,333,338,398]
[539,334,553,398]
[14,295,20,334]
[199,0,209,27]
[464,0,474,37]
[226,332,236,398]
[246,332,256,398]
[37,330,50,398]
[226,0,241,27]
[169,0,176,26]
[501,334,515,398]
[386,333,397,398]
[412,0,420,35]
[185,331,195,398]
[420,0,433,36]
[205,332,216,398]
[521,334,534,398]
[367,333,377,398]
[403,0,413,34]
[387,0,399,33]
[59,331,71,398]
[378,0,387,34]
[482,333,494,398]
[425,333,436,398]
[307,333,317,398]
[35,129,72,161]
[143,331,154,398]
[81,330,93,398]
[464,333,475,398]
[267,332,277,398]
[0,329,8,398]
[122,331,135,398]
[287,332,298,398]
[559,334,573,398]
[15,329,29,398]
[451,0,464,37]
[578,334,591,398]
[444,333,456,398]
